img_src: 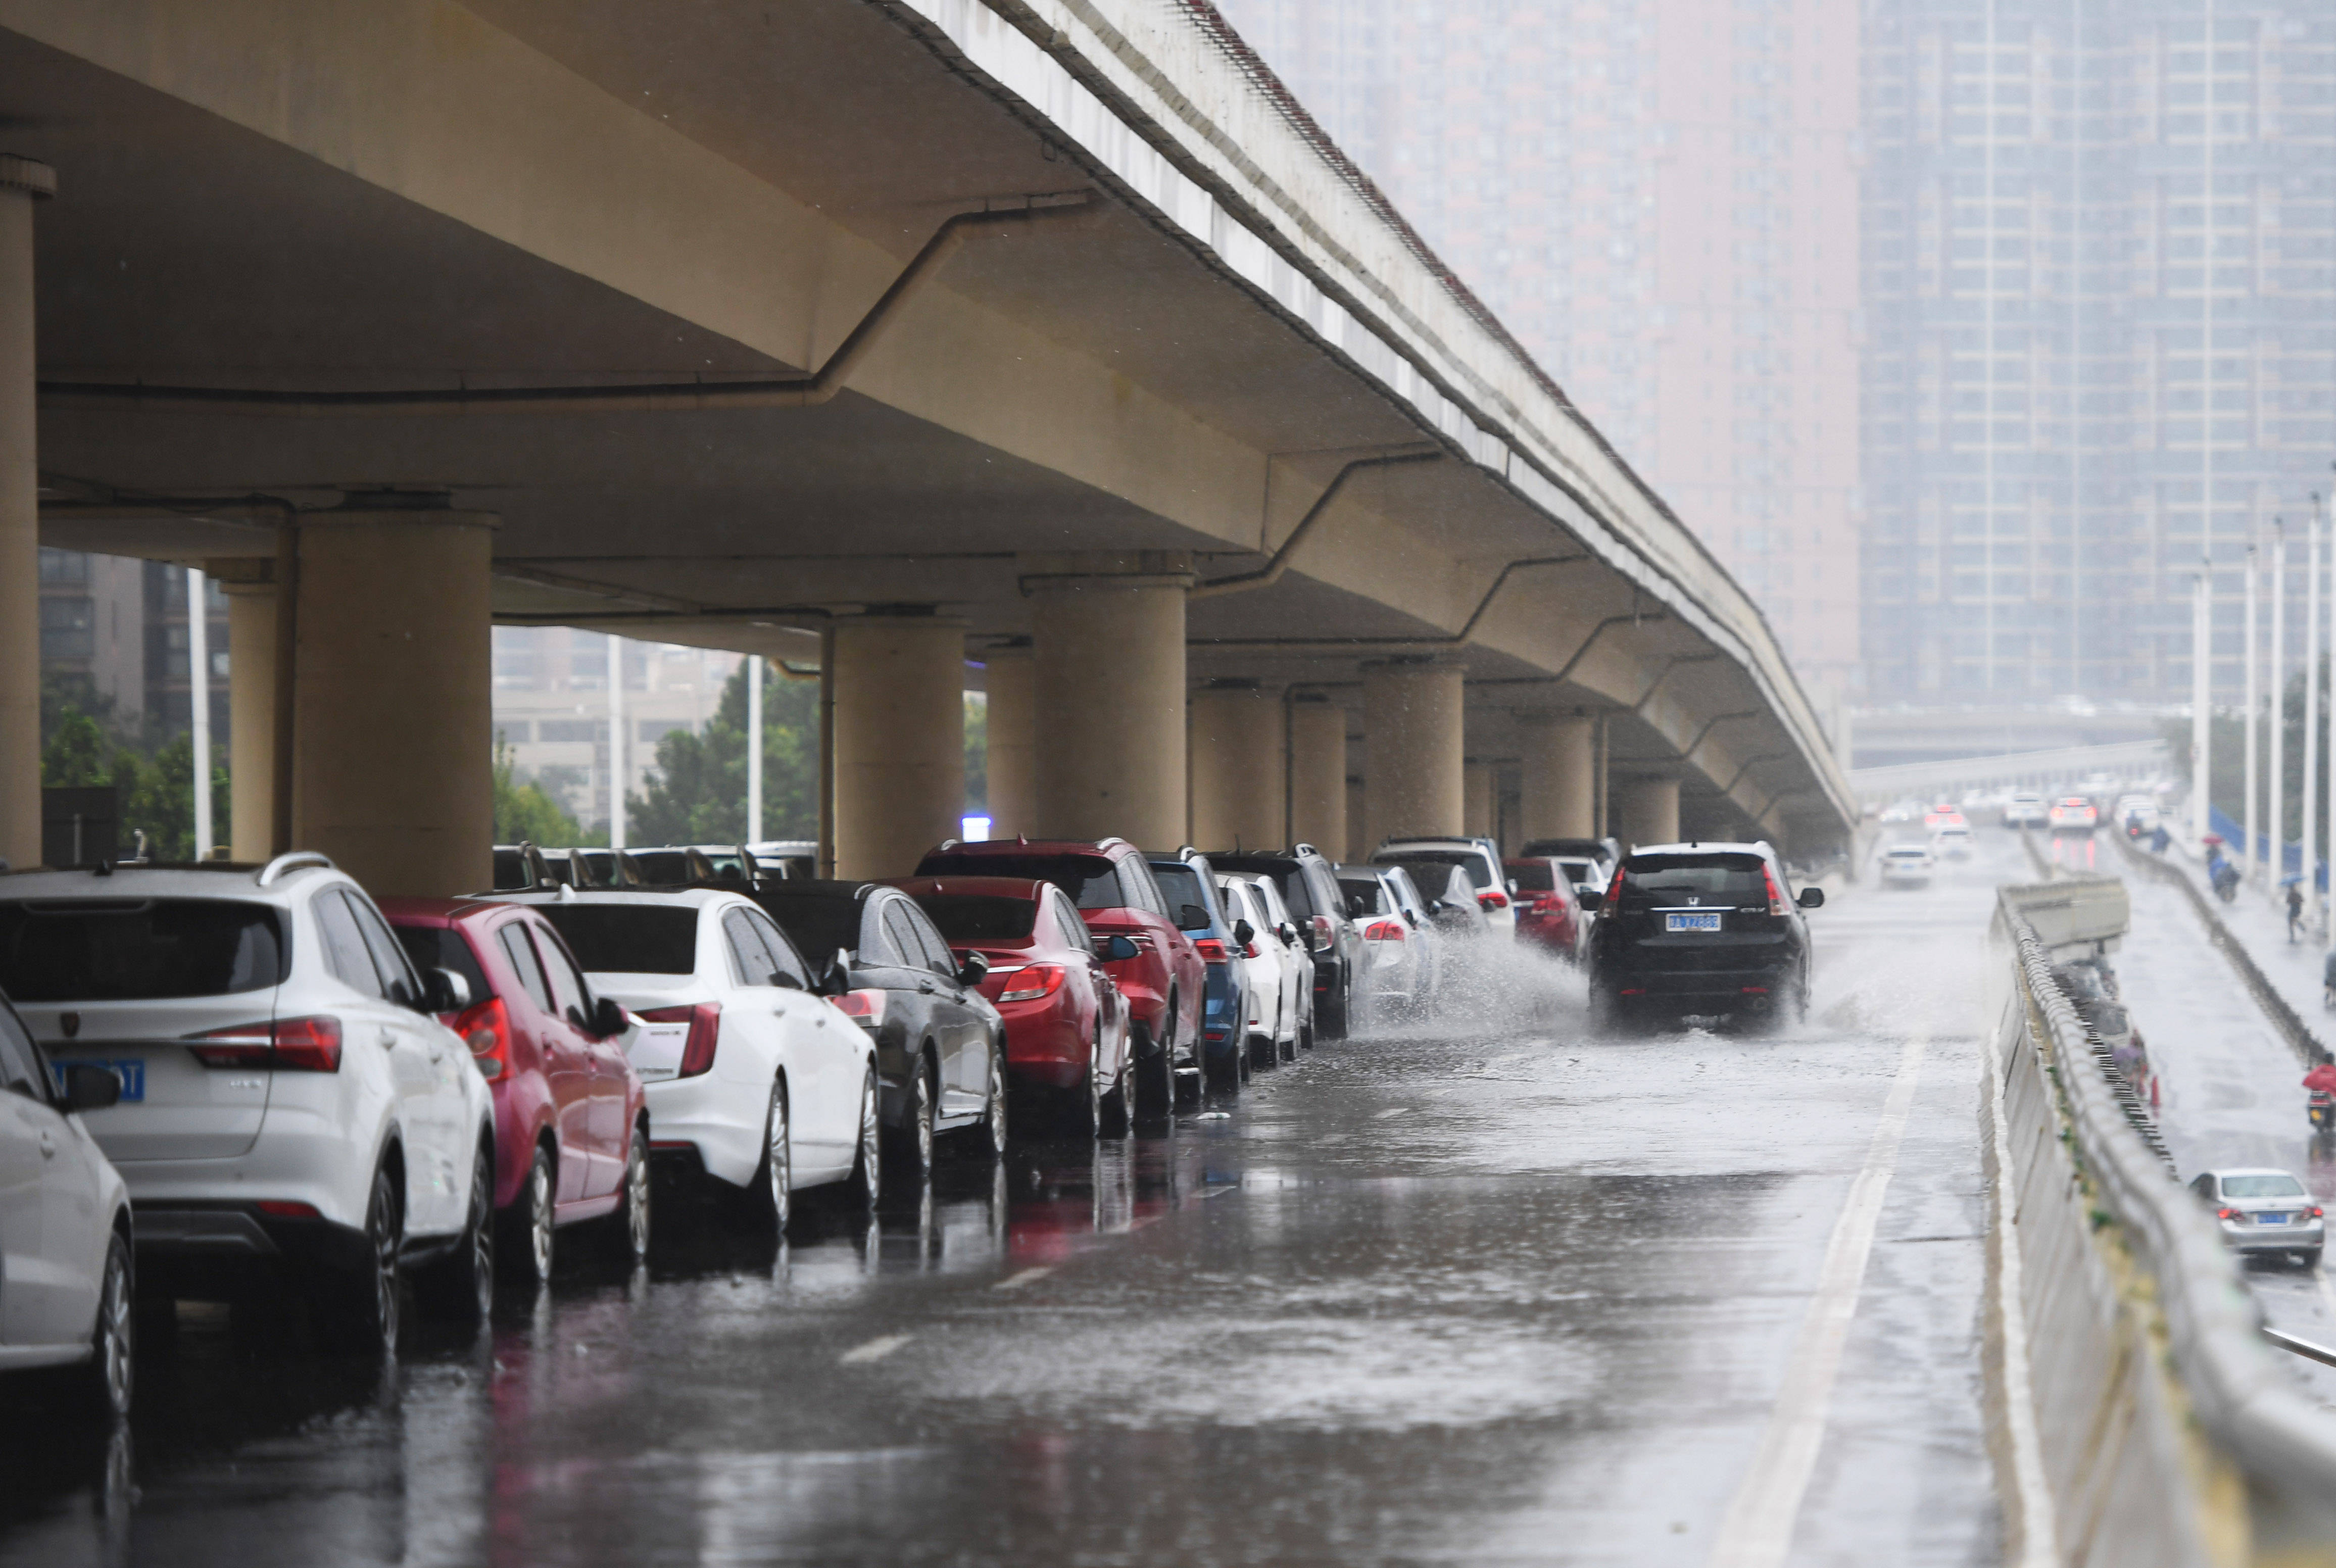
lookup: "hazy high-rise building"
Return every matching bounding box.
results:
[1861,2,2336,701]
[1210,0,1866,697]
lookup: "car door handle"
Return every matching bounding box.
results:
[378,1028,397,1048]
[918,982,939,996]
[38,1128,55,1159]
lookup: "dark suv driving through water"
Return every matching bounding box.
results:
[1579,842,1823,1029]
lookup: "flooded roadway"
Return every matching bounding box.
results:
[0,848,2016,1568]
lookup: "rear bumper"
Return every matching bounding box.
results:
[2223,1221,2324,1253]
[1600,966,1792,1005]
[998,995,1091,1091]
[132,1202,372,1297]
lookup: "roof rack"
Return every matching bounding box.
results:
[256,851,334,887]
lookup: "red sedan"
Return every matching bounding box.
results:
[382,897,648,1285]
[1504,858,1585,963]
[885,875,1134,1138]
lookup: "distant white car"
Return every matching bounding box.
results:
[0,856,500,1354]
[1880,844,1936,887]
[1931,822,1973,859]
[1336,866,1432,1022]
[1373,839,1516,937]
[2002,794,2049,829]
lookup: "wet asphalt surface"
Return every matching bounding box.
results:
[0,858,2012,1568]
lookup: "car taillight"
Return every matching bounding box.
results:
[1311,914,1333,946]
[2315,1207,2326,1219]
[451,994,512,1080]
[1193,938,1229,964]
[1364,919,1406,941]
[188,1015,344,1073]
[2217,1207,2242,1220]
[1762,865,1789,917]
[1477,890,1509,911]
[999,964,1066,1003]
[256,1200,320,1219]
[830,990,887,1030]
[637,1002,722,1076]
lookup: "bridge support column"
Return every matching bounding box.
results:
[832,612,966,879]
[1616,775,1681,853]
[1191,680,1284,851]
[1026,552,1191,846]
[1361,660,1465,850]
[1464,760,1494,842]
[981,644,1033,839]
[293,509,494,897]
[1518,714,1596,842]
[0,158,51,871]
[218,573,278,861]
[1288,696,1347,857]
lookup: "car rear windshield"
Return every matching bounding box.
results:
[1211,858,1315,922]
[1338,877,1389,913]
[913,894,1035,943]
[1506,862,1558,892]
[1615,852,1769,910]
[1555,858,1596,883]
[629,850,694,884]
[753,894,864,961]
[1148,864,1216,932]
[2221,1174,2306,1198]
[532,905,698,974]
[1525,839,1607,861]
[492,849,535,890]
[916,854,1123,910]
[390,924,489,1001]
[0,898,289,1000]
[1380,848,1493,888]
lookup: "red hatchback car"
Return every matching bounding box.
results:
[884,875,1134,1137]
[382,897,649,1284]
[913,839,1204,1115]
[1504,858,1585,963]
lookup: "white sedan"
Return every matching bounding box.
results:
[1880,844,1936,887]
[1220,875,1309,1062]
[502,888,878,1228]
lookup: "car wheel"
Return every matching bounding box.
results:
[740,1081,792,1236]
[843,1066,882,1212]
[1098,1052,1133,1139]
[1132,1024,1174,1119]
[2303,1248,2323,1269]
[317,1159,402,1357]
[600,1125,651,1270]
[1205,1038,1243,1095]
[971,1050,1008,1161]
[885,1056,937,1183]
[81,1232,133,1420]
[498,1143,556,1289]
[419,1140,495,1328]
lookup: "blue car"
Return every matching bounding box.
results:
[1147,849,1250,1098]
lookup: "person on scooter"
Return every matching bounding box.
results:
[2306,1052,2336,1095]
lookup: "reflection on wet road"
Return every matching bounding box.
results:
[0,850,2016,1567]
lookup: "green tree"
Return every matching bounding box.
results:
[628,661,825,846]
[40,710,113,787]
[963,692,988,815]
[493,733,582,845]
[40,704,226,862]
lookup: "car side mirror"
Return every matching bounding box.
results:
[956,950,991,987]
[1233,918,1254,947]
[62,1062,121,1113]
[1576,890,1604,912]
[1099,934,1140,963]
[590,996,627,1038]
[817,951,854,997]
[1796,887,1825,909]
[420,967,471,1014]
[1507,878,1520,895]
[1403,909,1419,927]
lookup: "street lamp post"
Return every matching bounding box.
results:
[2245,543,2258,883]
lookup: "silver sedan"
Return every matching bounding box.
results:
[2187,1167,2325,1266]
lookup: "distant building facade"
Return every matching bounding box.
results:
[1861,2,2336,701]
[38,549,227,740]
[1210,0,1867,697]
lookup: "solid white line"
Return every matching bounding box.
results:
[838,1333,910,1364]
[1373,1107,1406,1120]
[1981,1018,2062,1568]
[1706,1035,1929,1568]
[993,1267,1053,1291]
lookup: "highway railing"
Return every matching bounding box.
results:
[1994,887,2336,1563]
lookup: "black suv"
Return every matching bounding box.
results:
[1580,841,1822,1029]
[1204,845,1360,1040]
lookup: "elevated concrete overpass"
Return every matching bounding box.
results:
[0,0,1853,893]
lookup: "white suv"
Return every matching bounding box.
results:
[1371,838,1517,937]
[0,855,496,1354]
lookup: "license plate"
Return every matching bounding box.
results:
[1665,912,1723,934]
[47,1059,145,1103]
[2260,1213,2290,1225]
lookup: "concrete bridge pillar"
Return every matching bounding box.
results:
[293,509,494,897]
[981,644,1034,840]
[1287,696,1347,857]
[1518,714,1596,842]
[1361,660,1465,851]
[217,572,278,861]
[832,612,966,879]
[0,158,52,871]
[1190,680,1284,851]
[1616,775,1681,854]
[1463,760,1494,842]
[1026,553,1191,847]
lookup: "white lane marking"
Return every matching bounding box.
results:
[993,1267,1053,1291]
[1373,1107,1406,1120]
[2317,1263,2336,1327]
[1980,1013,2062,1568]
[1706,1035,1929,1568]
[838,1334,910,1364]
[1203,1184,1237,1198]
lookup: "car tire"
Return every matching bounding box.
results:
[739,1081,792,1237]
[1132,1024,1174,1119]
[843,1066,882,1212]
[885,1055,937,1184]
[970,1050,1008,1161]
[1247,1031,1274,1070]
[2303,1248,2323,1269]
[81,1232,134,1420]
[1098,1054,1133,1139]
[317,1159,402,1357]
[418,1140,496,1328]
[1205,1039,1243,1095]
[599,1125,652,1271]
[498,1143,556,1289]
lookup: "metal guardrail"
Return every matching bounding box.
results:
[1999,897,2336,1551]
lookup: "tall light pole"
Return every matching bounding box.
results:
[607,633,626,850]
[2245,542,2258,880]
[2194,561,2213,845]
[2305,514,2323,927]
[746,653,764,844]
[187,566,212,862]
[2272,520,2287,883]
